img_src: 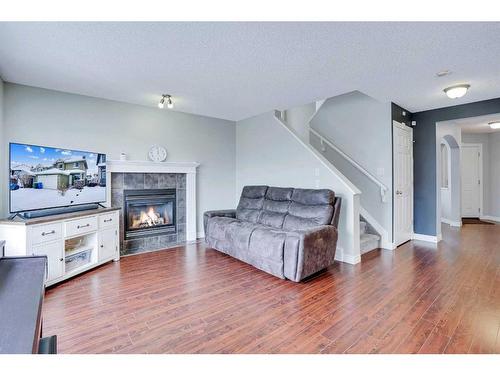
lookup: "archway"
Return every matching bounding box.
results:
[440,135,461,228]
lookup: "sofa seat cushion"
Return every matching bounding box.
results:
[248,227,286,262]
[225,220,266,254]
[206,216,239,241]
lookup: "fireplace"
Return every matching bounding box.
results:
[123,189,176,239]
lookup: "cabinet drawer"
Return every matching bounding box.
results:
[99,211,119,229]
[65,216,98,237]
[31,223,63,244]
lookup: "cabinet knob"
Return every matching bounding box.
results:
[59,258,63,262]
[100,245,104,248]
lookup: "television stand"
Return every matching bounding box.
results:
[0,207,121,286]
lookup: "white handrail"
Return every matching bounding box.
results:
[309,127,389,202]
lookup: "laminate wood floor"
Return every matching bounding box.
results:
[43,223,500,354]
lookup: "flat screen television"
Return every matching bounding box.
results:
[9,143,107,213]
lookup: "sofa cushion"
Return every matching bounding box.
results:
[236,186,268,223]
[258,211,286,228]
[241,185,268,199]
[291,188,334,205]
[225,220,262,254]
[206,216,239,241]
[265,187,293,201]
[248,227,286,262]
[262,199,290,213]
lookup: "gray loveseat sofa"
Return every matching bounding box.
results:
[204,186,341,282]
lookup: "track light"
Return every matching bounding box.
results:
[158,94,174,109]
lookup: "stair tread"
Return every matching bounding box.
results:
[360,233,381,243]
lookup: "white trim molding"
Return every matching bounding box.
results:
[480,215,500,223]
[440,217,462,227]
[334,246,361,265]
[105,160,199,241]
[412,233,441,243]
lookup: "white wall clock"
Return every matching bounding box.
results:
[148,145,168,162]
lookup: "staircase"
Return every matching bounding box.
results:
[360,218,381,254]
[278,98,391,256]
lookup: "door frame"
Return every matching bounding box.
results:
[460,143,483,218]
[392,120,414,246]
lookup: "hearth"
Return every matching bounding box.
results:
[123,189,176,239]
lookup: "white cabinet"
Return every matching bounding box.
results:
[31,240,64,281]
[0,208,120,286]
[99,228,118,262]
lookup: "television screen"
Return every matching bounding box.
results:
[9,143,107,213]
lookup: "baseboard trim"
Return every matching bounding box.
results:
[412,233,440,243]
[441,218,462,227]
[480,215,500,223]
[335,247,361,264]
[381,241,397,250]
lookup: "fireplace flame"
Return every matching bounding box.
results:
[131,206,168,228]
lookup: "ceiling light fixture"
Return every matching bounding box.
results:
[443,84,470,99]
[158,94,174,109]
[489,121,500,129]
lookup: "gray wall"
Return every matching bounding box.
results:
[2,83,237,233]
[284,102,316,142]
[413,98,500,236]
[309,91,393,237]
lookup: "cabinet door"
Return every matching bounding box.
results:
[31,240,64,282]
[99,228,117,262]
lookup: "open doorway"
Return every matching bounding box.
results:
[436,113,500,238]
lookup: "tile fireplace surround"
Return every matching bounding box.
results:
[106,160,199,256]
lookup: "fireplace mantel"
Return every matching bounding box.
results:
[106,160,199,174]
[105,160,199,242]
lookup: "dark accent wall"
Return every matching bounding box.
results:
[392,103,413,127]
[413,98,500,236]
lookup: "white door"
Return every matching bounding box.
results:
[393,121,413,246]
[98,228,117,262]
[461,145,481,217]
[31,240,64,282]
[37,174,58,189]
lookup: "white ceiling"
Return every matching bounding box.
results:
[454,113,500,133]
[1,22,500,121]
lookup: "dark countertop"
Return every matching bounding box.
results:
[0,206,121,226]
[0,256,47,354]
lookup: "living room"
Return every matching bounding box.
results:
[1,2,499,374]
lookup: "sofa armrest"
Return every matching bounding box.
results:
[203,209,236,237]
[284,225,338,282]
